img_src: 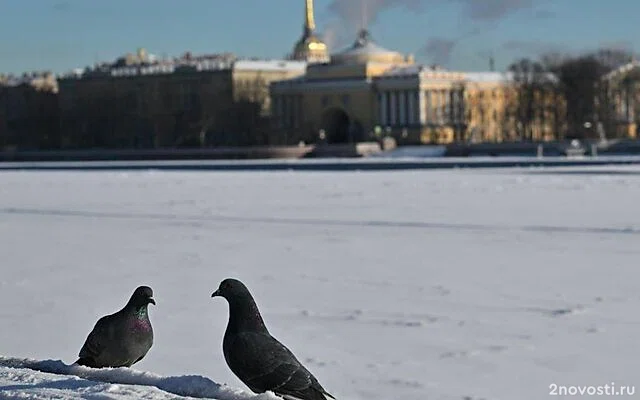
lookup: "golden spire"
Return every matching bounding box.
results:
[305,0,316,32]
[291,0,329,63]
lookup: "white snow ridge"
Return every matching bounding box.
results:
[0,356,279,399]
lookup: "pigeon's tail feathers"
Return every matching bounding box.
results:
[323,391,336,399]
[318,389,336,400]
[310,380,336,400]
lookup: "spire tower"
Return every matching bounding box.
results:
[305,0,316,33]
[291,0,329,63]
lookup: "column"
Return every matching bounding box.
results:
[398,91,407,126]
[281,96,287,128]
[451,91,458,123]
[390,91,397,126]
[442,90,448,124]
[435,90,442,124]
[626,88,631,121]
[617,91,623,119]
[443,90,449,124]
[426,90,432,124]
[435,90,440,123]
[448,90,454,124]
[293,95,298,128]
[457,90,463,123]
[408,90,416,125]
[287,96,293,128]
[431,90,437,124]
[448,91,454,124]
[444,90,450,123]
[275,96,283,128]
[419,90,427,125]
[296,95,303,128]
[459,89,466,124]
[291,95,300,128]
[380,92,388,126]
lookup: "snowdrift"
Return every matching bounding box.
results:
[0,356,279,399]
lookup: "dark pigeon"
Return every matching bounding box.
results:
[75,285,155,368]
[211,278,335,400]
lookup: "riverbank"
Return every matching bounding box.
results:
[3,155,640,172]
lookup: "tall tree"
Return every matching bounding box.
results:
[555,55,605,139]
[508,58,554,141]
[543,48,635,140]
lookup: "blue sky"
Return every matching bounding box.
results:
[0,0,638,75]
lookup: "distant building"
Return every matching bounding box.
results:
[57,50,306,148]
[273,29,419,144]
[271,26,567,145]
[5,0,637,151]
[601,60,640,138]
[0,72,59,149]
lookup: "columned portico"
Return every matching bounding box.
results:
[373,68,509,144]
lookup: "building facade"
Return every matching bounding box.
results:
[0,73,59,150]
[272,0,629,145]
[4,0,639,151]
[271,28,522,145]
[601,60,640,138]
[58,50,306,148]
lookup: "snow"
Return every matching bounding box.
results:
[0,356,276,399]
[464,71,558,84]
[233,60,307,72]
[1,165,639,399]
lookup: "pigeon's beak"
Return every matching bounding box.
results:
[211,289,220,298]
[148,297,156,305]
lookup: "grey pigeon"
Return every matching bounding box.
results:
[211,278,335,400]
[75,285,155,368]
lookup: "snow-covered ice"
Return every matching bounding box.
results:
[1,165,639,399]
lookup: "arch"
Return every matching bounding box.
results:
[320,107,351,143]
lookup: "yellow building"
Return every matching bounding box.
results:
[58,51,306,148]
[272,24,519,145]
[377,70,564,143]
[270,0,581,145]
[0,73,59,149]
[601,60,640,138]
[273,29,414,144]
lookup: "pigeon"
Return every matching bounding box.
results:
[211,278,335,400]
[75,285,155,368]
